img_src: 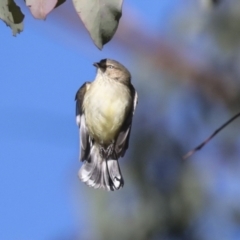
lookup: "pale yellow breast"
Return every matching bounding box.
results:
[83,79,132,145]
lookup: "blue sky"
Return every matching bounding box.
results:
[0,1,171,239]
[3,1,240,240]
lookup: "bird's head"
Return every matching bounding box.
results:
[93,59,131,84]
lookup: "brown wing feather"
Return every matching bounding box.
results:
[75,82,91,161]
[115,84,138,158]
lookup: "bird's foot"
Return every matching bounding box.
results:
[100,142,114,159]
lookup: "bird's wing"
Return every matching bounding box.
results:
[115,84,138,158]
[75,82,91,161]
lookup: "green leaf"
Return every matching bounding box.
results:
[26,0,65,19]
[73,0,123,50]
[0,0,24,35]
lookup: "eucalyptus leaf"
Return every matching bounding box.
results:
[26,0,66,19]
[0,0,24,35]
[73,0,123,49]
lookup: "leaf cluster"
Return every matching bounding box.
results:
[0,0,123,49]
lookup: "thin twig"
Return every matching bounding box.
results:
[183,111,240,159]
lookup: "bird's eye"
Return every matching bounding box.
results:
[108,65,114,69]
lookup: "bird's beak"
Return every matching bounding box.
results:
[93,62,99,68]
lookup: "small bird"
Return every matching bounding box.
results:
[75,59,138,191]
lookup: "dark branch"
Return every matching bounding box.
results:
[183,111,240,159]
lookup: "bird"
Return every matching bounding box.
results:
[75,59,138,191]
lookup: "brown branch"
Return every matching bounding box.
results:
[183,111,240,159]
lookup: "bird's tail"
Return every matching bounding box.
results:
[78,144,124,191]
